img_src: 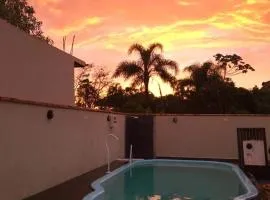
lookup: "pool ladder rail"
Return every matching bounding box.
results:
[129,144,133,165]
[129,144,133,177]
[105,134,119,174]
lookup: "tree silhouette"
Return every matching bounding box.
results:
[175,61,236,113]
[0,0,53,44]
[75,65,110,108]
[214,53,254,79]
[113,43,178,97]
[175,61,223,98]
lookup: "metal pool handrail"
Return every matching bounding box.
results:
[129,144,133,165]
[105,134,119,174]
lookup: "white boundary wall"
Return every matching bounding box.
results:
[1,100,270,200]
[155,115,270,161]
[0,101,125,200]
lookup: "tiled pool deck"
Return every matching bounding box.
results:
[24,161,126,200]
[24,161,270,200]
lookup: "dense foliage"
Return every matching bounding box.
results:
[75,65,110,108]
[0,0,53,44]
[76,44,270,114]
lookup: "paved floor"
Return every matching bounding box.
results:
[24,161,126,200]
[258,182,270,200]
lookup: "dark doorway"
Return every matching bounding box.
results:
[125,115,154,159]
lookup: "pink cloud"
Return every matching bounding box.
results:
[28,0,270,91]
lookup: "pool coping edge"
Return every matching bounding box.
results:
[83,159,258,200]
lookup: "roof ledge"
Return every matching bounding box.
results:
[74,58,87,68]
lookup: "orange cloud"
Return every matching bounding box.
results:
[28,0,270,93]
[32,0,62,6]
[48,7,62,16]
[177,0,198,6]
[72,5,269,52]
[48,17,103,36]
[246,0,269,5]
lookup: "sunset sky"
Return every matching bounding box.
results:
[29,0,270,95]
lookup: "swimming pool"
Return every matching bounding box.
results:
[83,159,258,200]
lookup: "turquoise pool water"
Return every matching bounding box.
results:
[83,160,258,200]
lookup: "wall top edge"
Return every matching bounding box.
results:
[1,96,270,117]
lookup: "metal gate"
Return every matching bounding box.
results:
[125,115,154,159]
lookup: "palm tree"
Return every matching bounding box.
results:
[113,43,179,97]
[175,61,219,98]
[175,61,235,113]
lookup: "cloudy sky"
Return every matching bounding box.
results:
[29,0,269,95]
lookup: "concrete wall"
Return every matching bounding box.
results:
[0,19,83,105]
[0,101,125,200]
[2,98,270,200]
[155,115,270,161]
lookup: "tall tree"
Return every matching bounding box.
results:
[75,65,111,108]
[76,79,99,108]
[175,61,223,99]
[175,61,235,113]
[262,81,270,90]
[214,53,254,79]
[252,81,270,114]
[233,87,256,114]
[99,83,126,110]
[0,0,53,44]
[98,83,152,112]
[113,43,179,97]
